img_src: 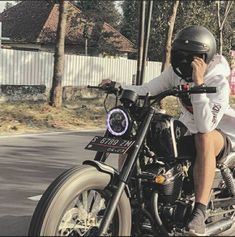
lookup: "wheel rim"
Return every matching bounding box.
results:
[56,189,118,236]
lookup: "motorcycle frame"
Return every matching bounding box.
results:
[94,107,156,236]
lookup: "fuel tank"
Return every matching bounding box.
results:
[147,113,190,159]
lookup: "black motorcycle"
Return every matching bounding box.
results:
[28,83,235,236]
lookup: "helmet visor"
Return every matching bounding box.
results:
[172,50,205,64]
[171,50,205,81]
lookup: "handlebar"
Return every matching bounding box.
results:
[147,85,216,106]
[88,83,120,94]
[87,85,101,90]
[88,84,216,106]
[188,86,216,94]
[88,84,216,95]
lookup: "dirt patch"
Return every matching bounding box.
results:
[0,95,234,136]
[0,98,108,136]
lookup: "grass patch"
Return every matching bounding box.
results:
[0,95,234,135]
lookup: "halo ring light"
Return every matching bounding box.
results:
[106,108,129,136]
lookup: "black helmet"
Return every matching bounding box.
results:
[171,25,216,82]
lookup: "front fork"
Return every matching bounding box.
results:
[94,130,110,162]
[97,108,155,236]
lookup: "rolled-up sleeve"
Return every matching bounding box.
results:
[123,66,174,96]
[191,76,230,133]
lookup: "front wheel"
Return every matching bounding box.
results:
[28,165,131,236]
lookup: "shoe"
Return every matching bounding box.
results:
[185,209,206,236]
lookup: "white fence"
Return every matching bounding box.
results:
[0,48,162,88]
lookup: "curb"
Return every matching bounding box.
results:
[0,128,105,138]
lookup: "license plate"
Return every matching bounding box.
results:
[85,136,135,154]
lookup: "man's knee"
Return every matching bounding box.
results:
[194,132,216,157]
[194,130,224,157]
[194,132,214,146]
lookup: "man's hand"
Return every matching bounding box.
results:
[98,79,112,88]
[191,57,207,86]
[98,79,122,93]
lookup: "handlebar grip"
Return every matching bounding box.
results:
[204,87,217,93]
[87,85,101,89]
[190,86,216,94]
[87,83,120,94]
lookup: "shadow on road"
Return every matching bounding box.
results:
[0,215,31,236]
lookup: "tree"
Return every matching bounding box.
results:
[162,0,180,71]
[121,1,178,62]
[120,0,234,62]
[72,0,122,56]
[49,0,68,108]
[73,0,121,28]
[120,0,139,59]
[4,2,13,11]
[175,0,234,60]
[216,1,234,55]
[150,1,173,62]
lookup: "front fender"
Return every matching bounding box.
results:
[83,160,117,177]
[83,160,131,198]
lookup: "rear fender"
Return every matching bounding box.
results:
[83,160,131,197]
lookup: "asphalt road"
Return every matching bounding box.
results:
[0,130,119,236]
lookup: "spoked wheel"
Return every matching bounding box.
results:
[57,189,118,236]
[28,165,131,236]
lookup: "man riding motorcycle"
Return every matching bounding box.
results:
[100,25,235,235]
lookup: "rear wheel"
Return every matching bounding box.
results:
[28,165,131,236]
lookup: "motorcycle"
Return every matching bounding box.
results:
[28,83,235,236]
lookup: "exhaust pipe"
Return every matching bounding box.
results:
[206,218,234,236]
[213,196,235,209]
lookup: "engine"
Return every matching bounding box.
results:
[146,162,193,227]
[145,160,192,204]
[160,200,193,227]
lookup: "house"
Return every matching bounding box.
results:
[0,1,136,57]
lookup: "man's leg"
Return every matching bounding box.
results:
[187,130,224,234]
[194,131,224,205]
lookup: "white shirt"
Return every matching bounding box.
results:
[124,55,235,151]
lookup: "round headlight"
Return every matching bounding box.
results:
[106,108,129,136]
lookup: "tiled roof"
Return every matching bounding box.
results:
[102,22,136,53]
[0,1,136,53]
[0,1,54,41]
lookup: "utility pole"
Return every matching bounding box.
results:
[140,0,153,85]
[136,0,153,85]
[0,22,2,48]
[136,0,146,85]
[85,38,88,56]
[83,23,90,56]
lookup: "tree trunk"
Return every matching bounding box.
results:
[161,0,180,72]
[216,0,233,55]
[219,29,223,55]
[49,0,68,108]
[160,0,179,110]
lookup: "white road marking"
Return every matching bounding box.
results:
[28,195,42,201]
